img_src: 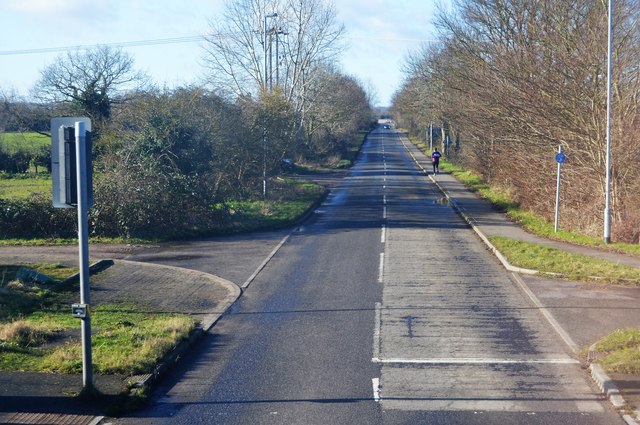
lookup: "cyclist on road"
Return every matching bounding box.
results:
[431,147,442,174]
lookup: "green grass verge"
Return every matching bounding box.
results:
[440,160,518,212]
[0,236,155,247]
[0,305,197,375]
[214,178,325,233]
[593,328,640,373]
[409,136,640,254]
[0,264,78,319]
[489,236,640,285]
[436,158,640,256]
[0,263,197,376]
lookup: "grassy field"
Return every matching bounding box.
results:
[0,132,51,198]
[0,132,49,153]
[0,177,51,199]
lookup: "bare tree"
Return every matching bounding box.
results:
[33,46,147,126]
[202,0,345,111]
[302,66,372,157]
[394,0,640,241]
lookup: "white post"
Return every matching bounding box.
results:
[429,123,433,151]
[75,121,92,390]
[554,145,562,233]
[604,0,613,243]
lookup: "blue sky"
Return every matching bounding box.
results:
[0,0,444,106]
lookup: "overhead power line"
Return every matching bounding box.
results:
[0,35,208,56]
[0,32,437,57]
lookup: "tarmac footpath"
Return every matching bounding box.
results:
[399,134,640,424]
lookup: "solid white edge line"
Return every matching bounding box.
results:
[372,377,381,402]
[378,253,384,283]
[372,358,579,365]
[511,273,580,354]
[241,232,291,289]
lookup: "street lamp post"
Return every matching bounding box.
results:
[604,0,613,243]
[263,12,277,198]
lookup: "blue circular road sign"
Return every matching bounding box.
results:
[555,152,567,164]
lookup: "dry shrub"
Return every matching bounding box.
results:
[0,320,55,347]
[614,211,640,244]
[6,280,24,290]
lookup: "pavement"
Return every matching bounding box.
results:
[1,138,640,424]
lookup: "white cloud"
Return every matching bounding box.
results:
[1,0,84,14]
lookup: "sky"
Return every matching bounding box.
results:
[0,0,446,107]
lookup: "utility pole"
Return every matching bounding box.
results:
[263,12,277,198]
[268,30,273,90]
[275,28,288,87]
[264,13,277,91]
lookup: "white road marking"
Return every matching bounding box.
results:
[242,233,291,289]
[381,225,386,243]
[373,302,381,361]
[372,377,381,402]
[372,358,579,365]
[511,273,580,353]
[383,195,387,205]
[383,206,387,219]
[378,253,384,283]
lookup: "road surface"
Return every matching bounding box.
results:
[113,127,623,425]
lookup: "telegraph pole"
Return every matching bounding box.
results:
[263,12,277,198]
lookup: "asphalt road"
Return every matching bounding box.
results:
[111,128,624,425]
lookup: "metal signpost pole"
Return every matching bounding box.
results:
[75,121,93,390]
[51,117,93,391]
[554,145,564,233]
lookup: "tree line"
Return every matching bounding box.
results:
[393,0,640,243]
[0,0,373,239]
